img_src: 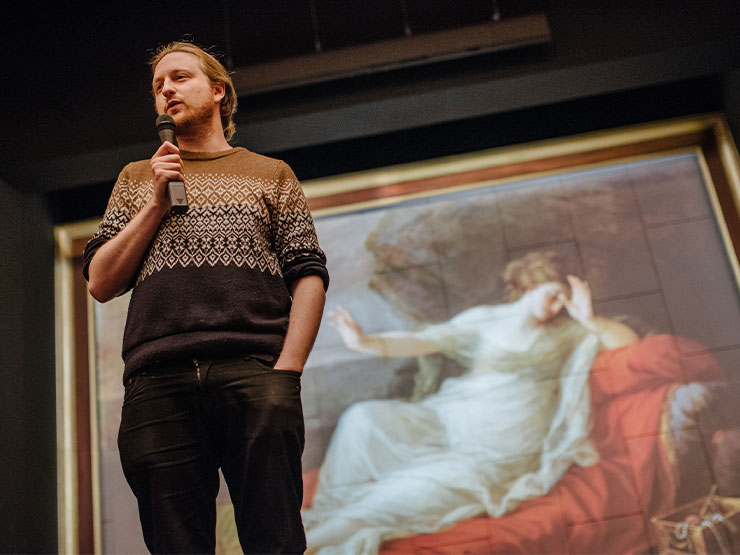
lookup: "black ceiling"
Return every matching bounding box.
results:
[2,0,739,203]
[0,1,542,166]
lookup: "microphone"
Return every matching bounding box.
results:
[155,114,188,214]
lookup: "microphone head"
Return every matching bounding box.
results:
[156,114,176,131]
[156,114,176,144]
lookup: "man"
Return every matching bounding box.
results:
[83,41,329,554]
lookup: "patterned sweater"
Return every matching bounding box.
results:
[83,147,329,381]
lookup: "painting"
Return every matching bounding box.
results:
[55,114,740,554]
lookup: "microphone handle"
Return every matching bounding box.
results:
[167,180,188,214]
[157,126,188,214]
[157,114,188,214]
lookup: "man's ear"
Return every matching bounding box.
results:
[212,81,226,103]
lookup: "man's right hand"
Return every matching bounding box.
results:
[150,141,184,206]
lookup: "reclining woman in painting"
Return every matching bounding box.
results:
[302,251,640,554]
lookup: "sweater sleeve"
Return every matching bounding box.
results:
[271,161,330,292]
[81,165,135,292]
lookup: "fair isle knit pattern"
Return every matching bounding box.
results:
[138,203,283,282]
[134,171,314,284]
[83,147,329,381]
[92,158,322,286]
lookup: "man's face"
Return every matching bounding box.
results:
[152,51,224,135]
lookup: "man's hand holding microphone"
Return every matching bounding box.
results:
[152,114,189,214]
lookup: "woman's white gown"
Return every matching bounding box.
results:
[303,301,601,554]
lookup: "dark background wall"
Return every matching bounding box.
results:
[0,182,56,552]
[0,1,739,552]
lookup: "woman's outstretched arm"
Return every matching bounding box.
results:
[328,305,440,358]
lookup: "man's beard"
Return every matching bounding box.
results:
[174,100,217,142]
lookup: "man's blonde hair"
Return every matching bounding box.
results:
[149,41,238,141]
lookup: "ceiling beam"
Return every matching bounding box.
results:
[232,13,551,95]
[3,36,738,194]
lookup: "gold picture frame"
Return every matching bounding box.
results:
[55,113,740,553]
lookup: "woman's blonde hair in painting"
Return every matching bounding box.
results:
[503,250,570,302]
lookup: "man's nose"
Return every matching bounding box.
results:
[161,79,176,96]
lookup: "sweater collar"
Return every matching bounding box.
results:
[181,147,246,161]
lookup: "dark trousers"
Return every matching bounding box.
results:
[118,355,306,554]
